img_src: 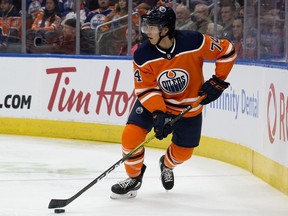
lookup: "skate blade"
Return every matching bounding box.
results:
[110,191,137,199]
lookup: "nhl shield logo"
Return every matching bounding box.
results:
[157,69,189,94]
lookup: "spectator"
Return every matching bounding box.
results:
[175,3,193,30]
[101,0,140,32]
[26,0,44,31]
[219,2,236,40]
[231,15,257,60]
[26,0,62,53]
[119,25,141,56]
[245,5,257,30]
[189,3,211,34]
[63,0,88,25]
[57,17,76,54]
[85,0,99,11]
[238,4,244,17]
[260,7,284,59]
[236,0,243,7]
[206,22,223,38]
[58,0,74,18]
[231,16,243,58]
[244,31,257,60]
[82,0,113,30]
[133,0,158,11]
[27,0,44,19]
[27,18,76,54]
[271,22,284,58]
[131,0,160,18]
[99,0,140,55]
[80,0,113,54]
[231,13,257,59]
[0,0,21,51]
[31,0,62,31]
[220,0,241,16]
[187,0,212,12]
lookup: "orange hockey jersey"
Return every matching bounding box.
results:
[31,10,61,31]
[133,30,236,117]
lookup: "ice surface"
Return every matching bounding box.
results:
[0,135,287,216]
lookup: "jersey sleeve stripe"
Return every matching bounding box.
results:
[218,48,236,60]
[139,92,162,104]
[166,104,202,113]
[224,43,234,55]
[216,53,237,63]
[165,101,190,108]
[137,88,162,98]
[165,96,200,104]
[135,87,159,94]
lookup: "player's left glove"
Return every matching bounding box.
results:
[199,75,230,105]
[152,110,172,140]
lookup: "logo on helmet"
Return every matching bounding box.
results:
[159,6,167,13]
[158,69,189,94]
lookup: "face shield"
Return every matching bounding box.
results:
[141,24,161,34]
[141,18,162,34]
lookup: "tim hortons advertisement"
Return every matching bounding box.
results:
[0,57,135,125]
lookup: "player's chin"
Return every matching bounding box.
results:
[148,38,157,45]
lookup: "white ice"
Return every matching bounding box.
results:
[0,134,287,216]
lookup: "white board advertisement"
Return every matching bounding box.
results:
[0,57,135,125]
[0,56,287,167]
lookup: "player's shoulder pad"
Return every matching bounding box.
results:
[133,31,205,66]
[176,30,204,52]
[133,40,158,66]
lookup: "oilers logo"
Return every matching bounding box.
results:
[91,14,106,29]
[158,69,189,94]
[159,6,166,13]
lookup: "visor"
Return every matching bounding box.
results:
[141,18,162,34]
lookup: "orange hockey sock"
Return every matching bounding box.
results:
[164,143,194,168]
[122,124,148,178]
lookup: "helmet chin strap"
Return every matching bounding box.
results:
[156,35,164,46]
[156,31,168,46]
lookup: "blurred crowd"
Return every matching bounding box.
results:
[0,0,286,61]
[175,0,285,60]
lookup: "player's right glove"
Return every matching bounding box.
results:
[152,110,172,140]
[198,75,230,105]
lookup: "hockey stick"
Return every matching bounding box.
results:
[48,95,205,209]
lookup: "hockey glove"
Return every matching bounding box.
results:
[199,75,230,105]
[152,110,172,140]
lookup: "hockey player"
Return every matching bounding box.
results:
[111,4,236,199]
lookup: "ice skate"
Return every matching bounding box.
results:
[110,164,146,199]
[159,155,174,190]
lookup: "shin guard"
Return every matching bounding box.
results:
[164,143,194,168]
[122,124,148,178]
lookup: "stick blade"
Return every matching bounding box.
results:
[48,199,69,209]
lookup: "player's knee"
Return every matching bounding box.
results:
[122,124,148,149]
[170,143,194,162]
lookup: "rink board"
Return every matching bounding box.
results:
[0,55,287,195]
